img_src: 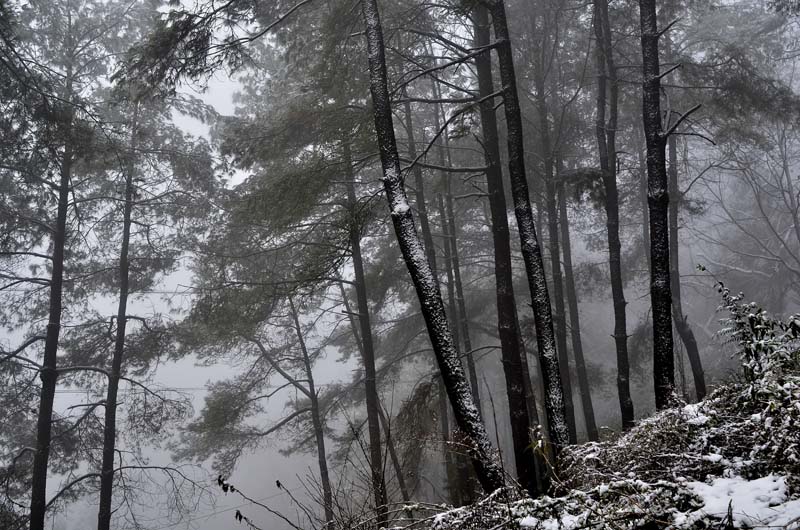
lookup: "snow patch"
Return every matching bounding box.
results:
[687,474,800,527]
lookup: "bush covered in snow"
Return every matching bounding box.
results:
[414,286,800,529]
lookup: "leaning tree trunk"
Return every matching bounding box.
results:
[473,2,540,493]
[488,0,569,450]
[288,298,334,527]
[594,0,635,429]
[557,177,599,442]
[403,94,464,502]
[97,105,139,530]
[639,0,675,410]
[343,142,388,523]
[360,0,505,493]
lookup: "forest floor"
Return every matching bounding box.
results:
[423,351,800,529]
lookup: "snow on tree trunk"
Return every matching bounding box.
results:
[488,0,570,449]
[359,0,505,494]
[474,2,541,494]
[639,0,676,410]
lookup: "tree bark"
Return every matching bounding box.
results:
[288,298,334,527]
[532,44,577,442]
[97,104,139,530]
[557,180,598,441]
[593,0,635,429]
[639,0,675,410]
[488,0,569,450]
[667,137,706,400]
[360,0,505,493]
[436,194,464,505]
[473,2,541,493]
[340,283,410,505]
[429,77,481,413]
[343,142,388,523]
[663,24,706,401]
[29,129,71,530]
[29,58,75,528]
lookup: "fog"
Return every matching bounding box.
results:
[2,0,799,529]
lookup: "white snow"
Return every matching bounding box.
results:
[520,513,582,529]
[683,402,710,425]
[686,474,800,527]
[392,199,410,215]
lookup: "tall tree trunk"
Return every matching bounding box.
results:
[29,56,76,526]
[488,0,569,450]
[594,0,635,429]
[359,0,505,493]
[473,2,540,493]
[288,298,334,527]
[343,142,388,523]
[529,7,577,441]
[639,0,675,410]
[638,137,651,270]
[437,194,463,505]
[663,24,707,401]
[340,282,410,504]
[429,77,481,412]
[557,179,598,442]
[402,94,439,278]
[403,92,465,503]
[29,130,71,530]
[667,137,706,400]
[97,105,139,530]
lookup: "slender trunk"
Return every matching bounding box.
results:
[664,26,706,401]
[639,0,675,410]
[529,8,576,441]
[474,2,540,492]
[429,77,481,412]
[402,93,438,278]
[489,0,569,450]
[343,142,387,522]
[557,181,598,441]
[29,134,71,530]
[436,194,462,505]
[360,0,505,493]
[288,298,334,527]
[594,0,634,429]
[667,137,706,400]
[341,283,410,504]
[30,53,75,526]
[638,138,651,269]
[377,407,410,503]
[97,105,139,530]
